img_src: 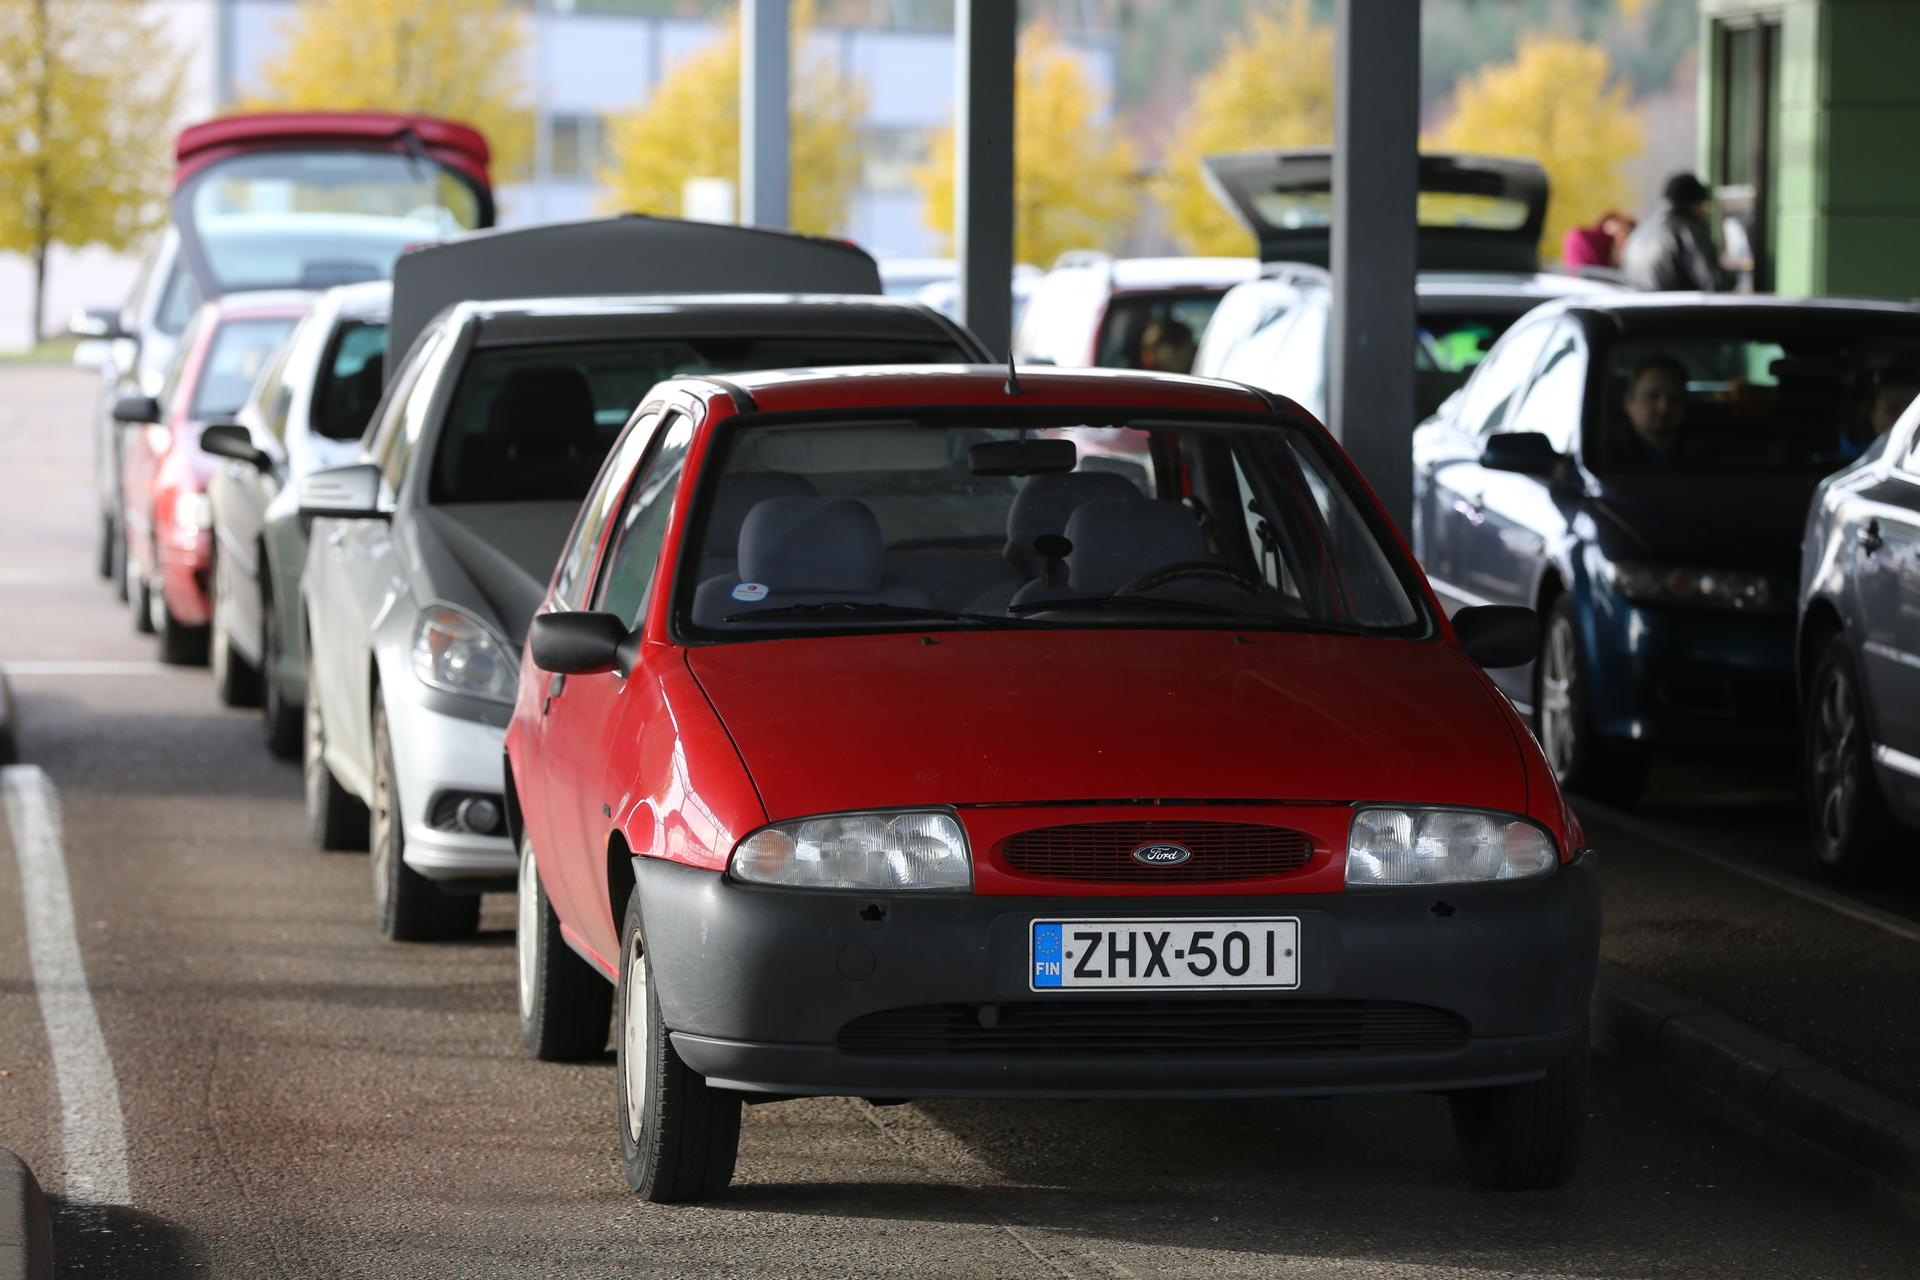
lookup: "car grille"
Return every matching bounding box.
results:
[838,1000,1467,1057]
[999,820,1315,883]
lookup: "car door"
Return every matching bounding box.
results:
[1858,430,1920,787]
[542,411,695,960]
[217,316,307,664]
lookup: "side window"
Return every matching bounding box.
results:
[1503,324,1586,452]
[246,321,304,443]
[552,410,662,609]
[372,325,453,490]
[1458,321,1553,438]
[156,310,206,413]
[154,262,201,337]
[594,413,696,626]
[1262,303,1328,419]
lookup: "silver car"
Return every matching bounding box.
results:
[203,281,392,755]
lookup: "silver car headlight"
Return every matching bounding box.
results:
[1346,807,1556,887]
[1604,560,1777,614]
[410,604,517,703]
[730,811,971,891]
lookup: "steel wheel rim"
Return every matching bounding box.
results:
[623,938,650,1145]
[1810,666,1858,854]
[371,719,394,911]
[1539,617,1578,778]
[516,843,539,1022]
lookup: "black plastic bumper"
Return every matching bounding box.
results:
[632,853,1599,1100]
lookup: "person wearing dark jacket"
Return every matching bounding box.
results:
[1622,173,1733,292]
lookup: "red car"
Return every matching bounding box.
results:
[503,366,1597,1202]
[114,292,308,661]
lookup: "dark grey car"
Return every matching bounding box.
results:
[1799,395,1920,875]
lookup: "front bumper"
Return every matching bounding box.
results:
[382,684,514,881]
[1583,595,1795,753]
[633,853,1599,1099]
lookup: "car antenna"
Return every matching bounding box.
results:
[1005,347,1022,397]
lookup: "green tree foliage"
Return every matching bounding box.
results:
[0,0,184,340]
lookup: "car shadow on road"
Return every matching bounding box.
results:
[51,1196,202,1277]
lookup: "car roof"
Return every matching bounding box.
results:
[680,364,1283,418]
[1542,291,1920,331]
[459,294,983,352]
[1048,255,1259,292]
[317,279,393,323]
[204,290,315,320]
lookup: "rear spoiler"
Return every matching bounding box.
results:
[384,215,884,380]
[1201,150,1548,274]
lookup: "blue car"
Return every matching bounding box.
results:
[1413,295,1920,805]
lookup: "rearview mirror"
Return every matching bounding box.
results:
[1452,605,1537,669]
[69,306,126,340]
[200,423,272,471]
[529,611,629,676]
[297,463,385,520]
[112,394,161,425]
[1479,431,1561,476]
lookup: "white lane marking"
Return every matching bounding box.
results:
[1,765,132,1205]
[1,660,183,677]
[1590,803,1920,947]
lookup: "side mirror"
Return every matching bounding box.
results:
[529,611,629,676]
[1479,431,1561,476]
[1452,605,1538,669]
[200,423,272,471]
[112,394,162,425]
[297,463,385,519]
[69,306,126,340]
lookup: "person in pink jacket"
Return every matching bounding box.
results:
[1561,211,1635,270]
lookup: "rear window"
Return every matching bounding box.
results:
[189,316,300,420]
[427,334,970,504]
[1094,293,1227,372]
[312,320,389,441]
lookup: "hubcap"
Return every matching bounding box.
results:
[622,937,651,1145]
[1810,665,1858,855]
[1538,616,1578,778]
[516,843,539,1022]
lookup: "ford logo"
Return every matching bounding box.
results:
[1131,842,1193,867]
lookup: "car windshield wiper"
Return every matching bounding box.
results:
[722,601,1033,625]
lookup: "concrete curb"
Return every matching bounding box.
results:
[1594,960,1920,1217]
[0,1148,53,1280]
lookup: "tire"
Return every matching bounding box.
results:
[95,511,115,580]
[1448,1030,1588,1190]
[615,889,739,1202]
[128,544,155,635]
[155,596,209,666]
[1535,595,1647,806]
[516,829,613,1061]
[210,556,262,705]
[303,646,368,851]
[370,700,478,942]
[109,514,128,601]
[261,591,301,759]
[1804,634,1897,878]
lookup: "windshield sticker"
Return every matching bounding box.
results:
[731,582,770,603]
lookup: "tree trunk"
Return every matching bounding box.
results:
[30,237,47,347]
[31,0,50,345]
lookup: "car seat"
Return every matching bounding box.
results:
[693,496,933,625]
[697,471,816,582]
[1009,498,1208,609]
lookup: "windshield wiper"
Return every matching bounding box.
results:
[723,601,1032,625]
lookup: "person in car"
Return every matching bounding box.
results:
[1619,353,1689,466]
[1846,365,1920,460]
[1622,173,1733,293]
[1139,318,1197,374]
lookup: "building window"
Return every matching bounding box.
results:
[549,114,609,183]
[859,127,931,193]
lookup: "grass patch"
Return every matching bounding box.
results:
[0,338,83,365]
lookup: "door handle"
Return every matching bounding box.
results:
[542,672,564,715]
[1857,519,1883,554]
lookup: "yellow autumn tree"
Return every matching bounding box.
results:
[0,0,184,340]
[1428,36,1644,264]
[599,2,863,237]
[914,24,1137,267]
[1152,0,1334,256]
[252,0,531,177]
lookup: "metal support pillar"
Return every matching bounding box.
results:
[955,0,1017,360]
[1330,0,1419,536]
[741,0,790,229]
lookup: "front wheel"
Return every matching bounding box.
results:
[303,647,368,851]
[1536,596,1647,806]
[516,829,612,1060]
[615,890,739,1202]
[261,583,301,759]
[210,556,261,705]
[370,700,478,942]
[1804,634,1896,878]
[95,511,115,581]
[1448,1031,1588,1190]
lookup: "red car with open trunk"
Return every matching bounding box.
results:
[503,365,1597,1202]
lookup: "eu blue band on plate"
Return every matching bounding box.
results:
[1032,921,1064,987]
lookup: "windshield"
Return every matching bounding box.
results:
[184,150,482,292]
[189,316,300,420]
[313,319,389,441]
[678,414,1427,639]
[1597,322,1920,473]
[429,336,972,505]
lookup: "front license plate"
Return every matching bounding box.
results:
[1029,917,1301,991]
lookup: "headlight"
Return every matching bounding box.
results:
[730,811,971,890]
[1604,560,1777,613]
[174,491,212,533]
[1346,807,1556,887]
[410,604,516,703]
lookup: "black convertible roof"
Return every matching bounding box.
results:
[458,293,988,356]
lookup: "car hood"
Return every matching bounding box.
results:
[407,502,579,646]
[1588,472,1822,572]
[686,629,1527,820]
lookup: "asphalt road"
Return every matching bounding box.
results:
[4,365,1920,1278]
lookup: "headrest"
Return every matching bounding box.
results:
[706,471,816,555]
[1005,470,1144,556]
[738,497,885,594]
[486,366,597,457]
[1065,499,1205,596]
